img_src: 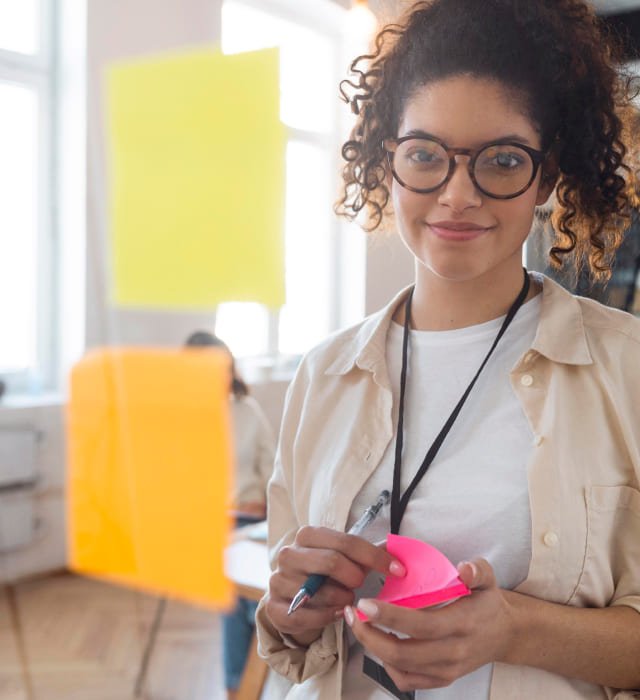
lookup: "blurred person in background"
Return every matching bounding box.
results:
[185,330,276,699]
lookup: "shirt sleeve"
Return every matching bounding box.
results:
[254,359,341,682]
[255,597,340,683]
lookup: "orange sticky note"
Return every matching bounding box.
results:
[67,348,234,609]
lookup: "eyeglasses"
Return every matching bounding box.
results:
[383,135,547,200]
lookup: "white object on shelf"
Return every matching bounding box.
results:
[0,491,35,552]
[0,426,40,487]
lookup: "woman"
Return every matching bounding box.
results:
[255,1,640,698]
[185,331,275,698]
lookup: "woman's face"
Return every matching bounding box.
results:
[391,75,554,284]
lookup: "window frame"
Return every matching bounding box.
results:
[220,0,359,363]
[0,0,58,394]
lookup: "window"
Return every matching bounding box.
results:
[0,0,56,393]
[219,0,365,367]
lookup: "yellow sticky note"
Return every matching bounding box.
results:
[67,348,234,609]
[107,48,286,309]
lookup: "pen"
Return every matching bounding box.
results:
[287,489,391,616]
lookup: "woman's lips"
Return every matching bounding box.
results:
[427,222,493,241]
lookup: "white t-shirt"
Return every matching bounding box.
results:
[343,294,541,699]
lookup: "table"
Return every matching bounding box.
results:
[224,537,271,700]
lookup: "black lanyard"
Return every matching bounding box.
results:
[390,268,531,535]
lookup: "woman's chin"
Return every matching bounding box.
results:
[417,256,491,283]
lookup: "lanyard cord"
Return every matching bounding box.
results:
[390,268,531,535]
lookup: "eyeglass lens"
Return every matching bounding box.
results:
[391,139,535,197]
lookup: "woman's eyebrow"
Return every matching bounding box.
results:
[400,129,440,140]
[398,129,534,146]
[486,134,535,146]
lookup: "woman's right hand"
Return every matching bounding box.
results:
[264,526,406,647]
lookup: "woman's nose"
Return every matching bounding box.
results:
[436,157,482,211]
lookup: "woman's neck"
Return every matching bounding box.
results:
[396,263,541,331]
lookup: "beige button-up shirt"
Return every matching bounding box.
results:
[230,395,275,506]
[256,274,640,699]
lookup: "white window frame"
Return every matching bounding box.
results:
[0,0,58,395]
[220,0,365,367]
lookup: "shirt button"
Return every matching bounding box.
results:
[533,434,544,447]
[543,531,559,548]
[520,374,534,387]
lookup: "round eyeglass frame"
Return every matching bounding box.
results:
[383,135,548,200]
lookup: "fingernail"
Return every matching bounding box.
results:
[357,599,379,619]
[334,608,344,619]
[344,606,355,626]
[458,560,477,578]
[389,559,406,577]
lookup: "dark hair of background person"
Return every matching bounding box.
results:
[335,0,640,282]
[184,330,249,398]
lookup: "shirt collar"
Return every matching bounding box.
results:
[325,272,593,380]
[325,285,411,385]
[530,273,593,365]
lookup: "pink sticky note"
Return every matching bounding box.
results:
[357,534,471,621]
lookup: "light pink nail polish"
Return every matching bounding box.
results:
[357,599,379,619]
[390,560,406,577]
[458,560,477,579]
[344,606,355,626]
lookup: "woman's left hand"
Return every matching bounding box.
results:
[344,559,516,692]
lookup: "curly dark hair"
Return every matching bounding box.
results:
[336,0,640,280]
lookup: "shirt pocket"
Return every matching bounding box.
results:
[568,484,640,608]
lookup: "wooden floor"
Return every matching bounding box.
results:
[0,572,227,700]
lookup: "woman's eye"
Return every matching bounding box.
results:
[496,153,522,167]
[406,149,441,166]
[484,150,525,169]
